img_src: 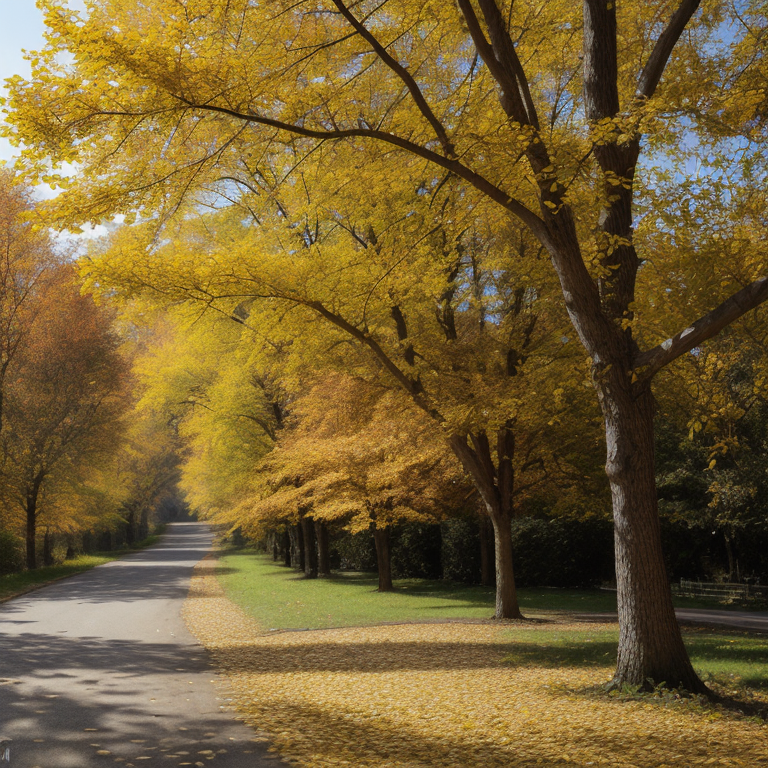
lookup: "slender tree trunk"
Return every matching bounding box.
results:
[296,523,306,571]
[600,381,706,692]
[282,528,292,567]
[301,516,318,578]
[449,426,523,618]
[272,533,279,561]
[125,508,136,545]
[724,532,734,582]
[315,520,331,576]
[138,507,149,541]
[479,514,495,587]
[372,525,393,592]
[25,478,42,570]
[43,530,54,567]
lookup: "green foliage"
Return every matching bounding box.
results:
[0,531,24,575]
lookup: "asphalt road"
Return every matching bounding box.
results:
[0,522,282,768]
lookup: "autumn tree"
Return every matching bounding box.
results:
[233,373,470,589]
[2,266,128,568]
[83,159,579,617]
[8,0,768,689]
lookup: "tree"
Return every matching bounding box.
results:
[8,0,768,689]
[2,266,128,568]
[235,373,470,590]
[84,163,577,616]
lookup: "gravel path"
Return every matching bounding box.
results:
[0,522,282,768]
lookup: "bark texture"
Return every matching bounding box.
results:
[373,525,393,592]
[315,520,331,576]
[301,516,318,578]
[599,375,706,692]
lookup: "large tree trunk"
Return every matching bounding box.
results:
[315,520,331,576]
[372,525,393,592]
[282,528,292,567]
[450,426,523,618]
[600,380,706,692]
[296,523,306,571]
[301,516,318,578]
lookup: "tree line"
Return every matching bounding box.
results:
[1,0,766,694]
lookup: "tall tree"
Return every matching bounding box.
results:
[7,0,768,688]
[3,267,128,568]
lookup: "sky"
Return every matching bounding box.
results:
[0,1,105,238]
[0,1,47,163]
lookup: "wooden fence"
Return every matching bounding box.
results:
[675,579,768,603]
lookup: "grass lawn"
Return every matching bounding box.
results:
[218,550,768,690]
[218,549,768,631]
[0,528,166,602]
[188,558,768,768]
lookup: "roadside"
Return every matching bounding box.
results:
[0,526,166,603]
[183,549,768,768]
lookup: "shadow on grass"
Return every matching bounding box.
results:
[221,551,616,612]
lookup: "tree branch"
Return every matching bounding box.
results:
[167,98,552,249]
[330,0,455,156]
[633,276,768,379]
[637,0,702,100]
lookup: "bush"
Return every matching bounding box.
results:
[391,523,442,579]
[441,517,482,583]
[511,516,614,588]
[0,530,25,574]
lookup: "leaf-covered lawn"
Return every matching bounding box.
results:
[185,557,768,768]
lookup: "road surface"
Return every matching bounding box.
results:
[0,522,281,768]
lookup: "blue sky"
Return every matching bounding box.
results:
[0,1,46,162]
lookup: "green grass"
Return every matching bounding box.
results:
[217,551,621,630]
[0,527,166,602]
[218,551,768,691]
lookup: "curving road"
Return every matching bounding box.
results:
[0,522,281,768]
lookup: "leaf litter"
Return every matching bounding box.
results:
[183,556,768,767]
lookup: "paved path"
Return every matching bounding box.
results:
[575,607,768,632]
[0,522,281,768]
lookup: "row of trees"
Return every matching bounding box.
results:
[0,172,182,572]
[4,0,767,694]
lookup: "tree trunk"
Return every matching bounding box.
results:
[372,525,393,591]
[724,532,734,582]
[479,514,495,587]
[301,516,318,578]
[315,520,331,577]
[138,507,149,541]
[25,478,42,570]
[449,426,523,618]
[125,508,136,545]
[43,530,54,567]
[296,523,306,571]
[271,533,278,561]
[600,381,706,692]
[282,528,292,567]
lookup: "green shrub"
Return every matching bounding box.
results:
[0,531,25,575]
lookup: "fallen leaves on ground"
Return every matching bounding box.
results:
[183,557,768,767]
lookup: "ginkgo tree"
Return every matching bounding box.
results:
[83,148,580,618]
[7,0,768,689]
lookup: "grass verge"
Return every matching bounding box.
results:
[0,526,167,602]
[185,557,768,768]
[217,550,768,630]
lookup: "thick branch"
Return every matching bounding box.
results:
[331,0,455,156]
[168,98,551,248]
[634,277,768,379]
[637,0,702,100]
[455,0,532,126]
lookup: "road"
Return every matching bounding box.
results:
[0,522,281,768]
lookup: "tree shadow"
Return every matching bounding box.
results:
[0,631,282,767]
